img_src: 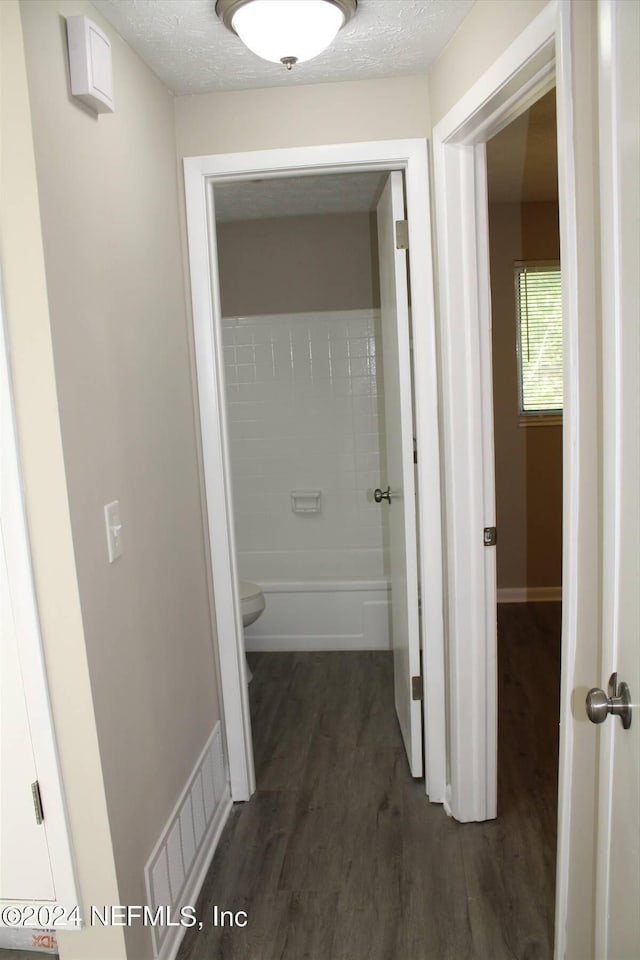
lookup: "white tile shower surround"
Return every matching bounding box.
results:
[222,309,389,582]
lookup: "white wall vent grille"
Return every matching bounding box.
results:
[144,723,231,960]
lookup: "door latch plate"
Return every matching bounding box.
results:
[395,219,409,250]
[483,526,497,546]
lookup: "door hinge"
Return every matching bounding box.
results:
[483,526,497,546]
[411,675,423,701]
[395,219,409,250]
[31,780,44,825]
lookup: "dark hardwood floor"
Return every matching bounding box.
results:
[176,602,561,960]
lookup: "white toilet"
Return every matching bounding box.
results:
[239,580,265,681]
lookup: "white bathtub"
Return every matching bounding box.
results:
[243,578,391,652]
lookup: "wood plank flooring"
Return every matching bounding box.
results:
[176,602,561,960]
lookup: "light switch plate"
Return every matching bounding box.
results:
[104,500,122,563]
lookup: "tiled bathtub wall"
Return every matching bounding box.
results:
[222,309,388,581]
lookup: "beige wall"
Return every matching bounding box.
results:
[489,202,562,590]
[1,3,125,957]
[175,74,430,157]
[217,212,379,316]
[19,3,220,959]
[428,0,550,126]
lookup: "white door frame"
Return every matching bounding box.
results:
[183,139,445,803]
[433,0,579,949]
[432,0,561,825]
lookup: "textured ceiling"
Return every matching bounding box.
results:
[214,171,387,221]
[92,0,475,95]
[486,90,558,203]
[91,0,557,219]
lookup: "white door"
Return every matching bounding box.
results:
[0,269,77,916]
[0,531,55,901]
[592,1,640,954]
[376,172,422,777]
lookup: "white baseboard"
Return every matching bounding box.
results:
[145,722,232,960]
[497,586,562,603]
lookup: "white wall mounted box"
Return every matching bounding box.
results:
[66,16,114,114]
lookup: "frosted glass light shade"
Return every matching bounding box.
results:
[231,0,346,65]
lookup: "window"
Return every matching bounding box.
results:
[515,261,563,419]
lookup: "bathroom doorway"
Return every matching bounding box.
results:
[183,140,445,805]
[213,167,428,775]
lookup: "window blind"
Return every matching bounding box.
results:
[515,263,563,415]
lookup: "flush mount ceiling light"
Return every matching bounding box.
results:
[216,0,357,71]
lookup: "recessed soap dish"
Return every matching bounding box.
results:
[291,490,322,514]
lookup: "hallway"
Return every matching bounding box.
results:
[177,603,560,960]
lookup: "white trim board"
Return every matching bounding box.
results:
[183,138,446,806]
[497,587,562,603]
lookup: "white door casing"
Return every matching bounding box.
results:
[376,172,422,778]
[432,2,558,824]
[595,0,640,955]
[183,139,445,804]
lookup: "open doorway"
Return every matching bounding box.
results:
[487,89,562,605]
[212,168,425,780]
[486,87,562,940]
[182,140,445,805]
[212,172,390,648]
